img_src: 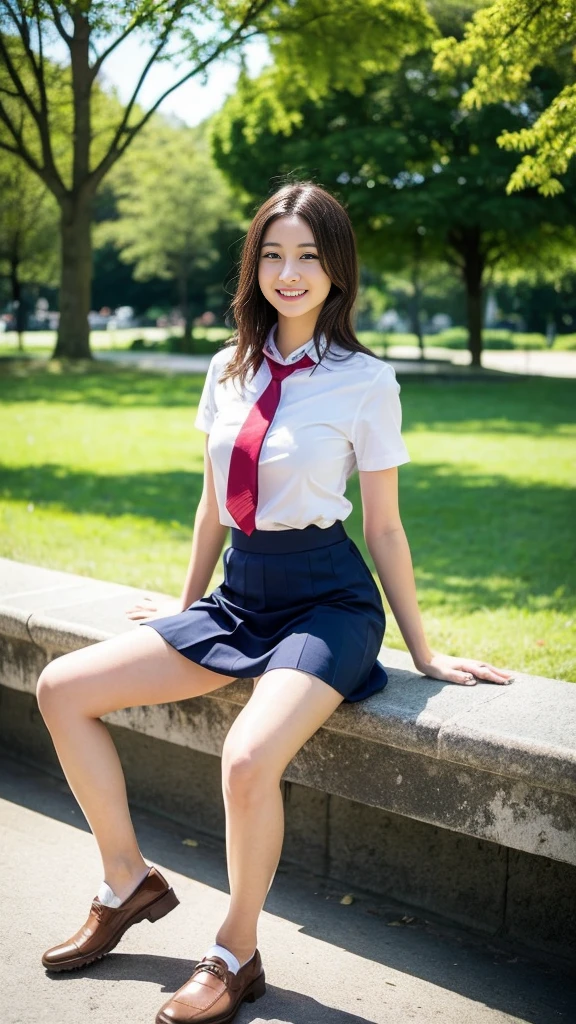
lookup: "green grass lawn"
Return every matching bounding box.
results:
[1,362,574,682]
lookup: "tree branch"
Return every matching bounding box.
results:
[0,137,21,157]
[45,0,72,44]
[116,0,272,144]
[88,0,272,189]
[89,1,173,80]
[32,0,62,186]
[0,30,42,126]
[0,2,66,196]
[501,0,553,44]
[0,100,43,177]
[89,3,194,174]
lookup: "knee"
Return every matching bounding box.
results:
[36,657,73,720]
[221,743,277,801]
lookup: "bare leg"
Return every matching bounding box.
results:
[216,668,344,964]
[36,626,238,900]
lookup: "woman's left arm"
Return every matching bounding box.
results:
[359,467,515,686]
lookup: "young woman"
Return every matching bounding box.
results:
[36,182,514,1024]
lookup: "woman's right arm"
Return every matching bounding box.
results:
[179,434,228,609]
[126,435,228,621]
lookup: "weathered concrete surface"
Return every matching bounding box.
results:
[3,686,576,964]
[1,557,575,961]
[2,752,575,1024]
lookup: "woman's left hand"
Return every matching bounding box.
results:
[414,650,515,686]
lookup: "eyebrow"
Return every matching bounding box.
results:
[261,241,318,248]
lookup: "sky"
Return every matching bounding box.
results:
[94,31,270,126]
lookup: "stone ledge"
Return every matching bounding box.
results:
[1,556,575,868]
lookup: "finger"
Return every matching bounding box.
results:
[468,664,514,684]
[483,663,515,679]
[450,670,477,686]
[462,661,514,682]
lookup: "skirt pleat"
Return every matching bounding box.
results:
[142,520,388,703]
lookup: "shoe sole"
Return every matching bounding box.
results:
[155,971,266,1024]
[42,886,180,972]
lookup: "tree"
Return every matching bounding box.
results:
[97,118,240,347]
[212,48,576,365]
[0,148,59,348]
[433,1,576,196]
[0,0,434,359]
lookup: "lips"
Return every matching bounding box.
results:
[275,289,308,301]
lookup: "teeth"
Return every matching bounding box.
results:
[278,289,306,296]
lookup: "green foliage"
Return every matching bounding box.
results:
[0,29,131,190]
[0,1,436,357]
[211,41,576,360]
[0,150,59,288]
[95,117,244,340]
[433,1,576,195]
[213,0,435,146]
[97,119,237,283]
[552,333,576,351]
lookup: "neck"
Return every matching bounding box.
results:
[275,309,320,359]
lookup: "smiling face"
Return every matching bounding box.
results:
[258,214,333,321]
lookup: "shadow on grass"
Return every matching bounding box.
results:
[400,376,575,436]
[1,461,573,615]
[0,464,204,526]
[1,364,575,434]
[0,363,205,408]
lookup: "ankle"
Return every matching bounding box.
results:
[102,859,149,900]
[214,934,257,966]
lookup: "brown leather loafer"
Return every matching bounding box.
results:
[41,865,179,971]
[155,950,266,1023]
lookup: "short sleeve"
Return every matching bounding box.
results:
[194,353,220,433]
[351,365,410,471]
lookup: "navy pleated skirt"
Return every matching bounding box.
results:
[142,520,388,703]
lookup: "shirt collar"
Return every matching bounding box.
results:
[263,323,329,366]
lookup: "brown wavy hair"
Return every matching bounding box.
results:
[218,182,378,388]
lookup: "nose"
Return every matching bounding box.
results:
[278,259,301,283]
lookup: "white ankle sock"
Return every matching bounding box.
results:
[97,867,150,908]
[204,943,256,975]
[97,881,122,908]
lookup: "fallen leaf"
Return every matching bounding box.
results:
[340,894,354,905]
[182,838,199,847]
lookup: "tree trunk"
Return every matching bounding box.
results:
[9,256,25,352]
[410,234,425,359]
[53,11,93,360]
[53,195,93,359]
[179,268,193,353]
[465,276,483,368]
[449,227,485,368]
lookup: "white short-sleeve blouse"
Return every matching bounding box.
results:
[195,324,410,531]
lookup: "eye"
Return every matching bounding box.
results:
[261,252,280,259]
[300,253,319,259]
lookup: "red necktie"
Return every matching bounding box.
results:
[226,351,315,535]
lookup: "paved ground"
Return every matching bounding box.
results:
[1,752,574,1024]
[95,347,576,378]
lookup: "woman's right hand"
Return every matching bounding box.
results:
[124,595,183,622]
